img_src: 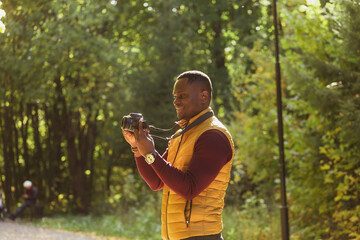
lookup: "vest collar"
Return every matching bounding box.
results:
[176,107,212,129]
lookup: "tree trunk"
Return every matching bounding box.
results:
[66,126,87,213]
[19,102,30,179]
[54,75,84,213]
[44,105,63,203]
[210,8,232,118]
[31,104,44,199]
[1,106,15,208]
[86,118,97,209]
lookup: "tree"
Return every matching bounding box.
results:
[0,0,127,213]
[281,0,360,238]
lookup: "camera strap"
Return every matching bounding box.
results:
[149,110,214,141]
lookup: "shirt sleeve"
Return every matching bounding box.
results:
[150,129,233,200]
[135,151,166,191]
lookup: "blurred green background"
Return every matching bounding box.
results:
[0,0,359,239]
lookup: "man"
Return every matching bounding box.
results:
[122,70,234,240]
[8,180,38,220]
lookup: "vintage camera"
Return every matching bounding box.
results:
[121,113,149,132]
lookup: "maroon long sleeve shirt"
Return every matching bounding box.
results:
[135,129,233,200]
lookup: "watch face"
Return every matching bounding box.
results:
[145,153,155,164]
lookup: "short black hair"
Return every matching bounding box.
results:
[176,70,212,99]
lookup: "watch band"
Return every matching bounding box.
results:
[131,146,138,153]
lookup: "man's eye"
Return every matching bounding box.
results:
[174,95,184,100]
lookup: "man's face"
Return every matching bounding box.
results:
[173,78,206,120]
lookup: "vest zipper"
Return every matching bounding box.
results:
[184,199,192,228]
[165,191,170,240]
[166,130,186,240]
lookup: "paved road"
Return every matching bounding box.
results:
[0,220,106,240]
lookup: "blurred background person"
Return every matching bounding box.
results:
[8,180,38,221]
[0,187,7,220]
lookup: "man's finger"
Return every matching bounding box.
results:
[134,127,140,140]
[145,129,151,138]
[122,130,130,138]
[138,119,144,132]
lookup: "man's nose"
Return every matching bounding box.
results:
[173,98,180,106]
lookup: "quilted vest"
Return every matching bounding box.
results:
[161,107,234,240]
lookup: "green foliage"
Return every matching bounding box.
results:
[0,0,262,213]
[223,197,281,240]
[229,41,280,204]
[281,0,360,239]
[1,0,360,239]
[229,0,360,239]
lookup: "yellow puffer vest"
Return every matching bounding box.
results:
[161,107,234,240]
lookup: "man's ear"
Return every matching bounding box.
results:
[200,90,210,103]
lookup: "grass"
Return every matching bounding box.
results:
[29,207,161,240]
[223,205,281,240]
[26,201,281,240]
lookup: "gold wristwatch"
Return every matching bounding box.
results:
[145,152,157,165]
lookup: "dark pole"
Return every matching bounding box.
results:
[272,0,290,239]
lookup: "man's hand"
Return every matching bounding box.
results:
[122,129,136,148]
[122,129,142,157]
[134,119,155,157]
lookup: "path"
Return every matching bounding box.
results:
[0,220,107,240]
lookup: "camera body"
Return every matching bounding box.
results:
[121,113,149,132]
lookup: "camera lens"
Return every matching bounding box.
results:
[121,116,134,132]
